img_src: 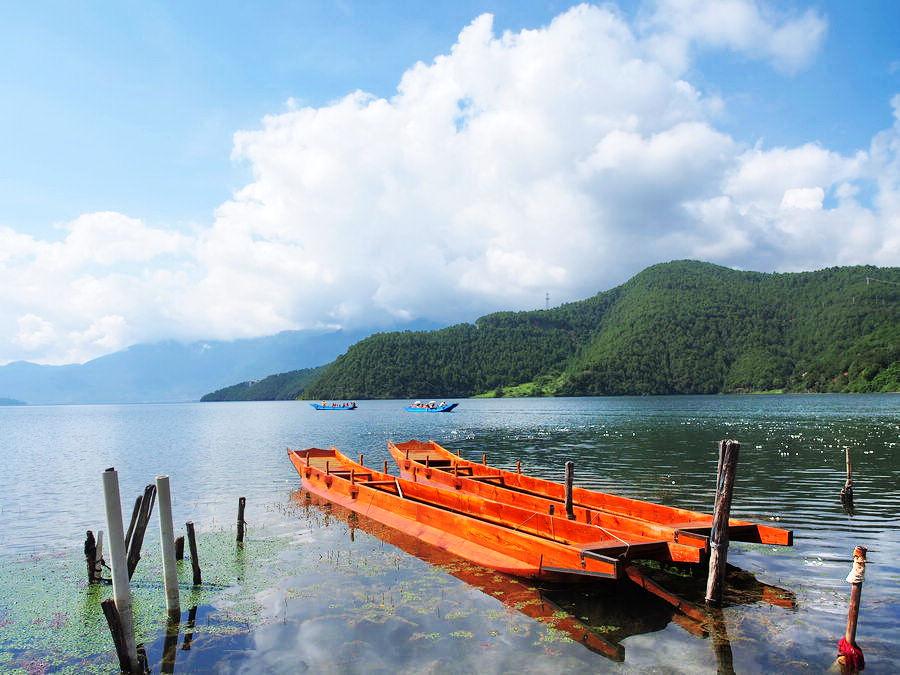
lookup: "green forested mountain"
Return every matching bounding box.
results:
[201,366,324,401]
[302,261,898,398]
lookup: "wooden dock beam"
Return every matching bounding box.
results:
[706,440,740,606]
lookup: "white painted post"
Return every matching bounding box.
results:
[156,475,180,619]
[102,468,139,672]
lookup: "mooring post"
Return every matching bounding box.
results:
[482,452,487,465]
[236,496,246,543]
[383,459,389,474]
[185,521,201,585]
[358,453,364,466]
[102,468,140,673]
[156,475,180,619]
[564,461,575,520]
[516,460,521,474]
[705,440,740,606]
[836,546,867,671]
[174,535,184,561]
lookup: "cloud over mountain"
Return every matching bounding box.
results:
[1,2,897,364]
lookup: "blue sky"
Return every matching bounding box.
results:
[1,1,899,363]
[4,0,897,233]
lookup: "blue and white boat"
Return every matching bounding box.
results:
[310,401,357,410]
[404,400,458,413]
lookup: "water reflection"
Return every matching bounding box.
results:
[296,489,797,668]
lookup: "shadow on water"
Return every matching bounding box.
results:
[295,489,797,669]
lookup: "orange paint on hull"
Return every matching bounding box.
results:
[288,448,698,582]
[389,440,793,549]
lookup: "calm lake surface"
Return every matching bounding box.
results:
[1,395,897,673]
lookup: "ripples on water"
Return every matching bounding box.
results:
[0,395,897,672]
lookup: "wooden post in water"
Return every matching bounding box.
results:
[516,460,521,474]
[126,483,157,579]
[383,460,389,474]
[836,546,867,672]
[174,536,184,561]
[185,521,202,585]
[482,452,487,465]
[705,440,740,606]
[101,598,134,673]
[155,475,180,619]
[102,468,139,673]
[94,531,105,582]
[236,496,247,543]
[840,448,854,514]
[358,453,364,466]
[564,461,575,520]
[84,531,98,584]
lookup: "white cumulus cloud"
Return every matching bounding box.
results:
[0,2,897,364]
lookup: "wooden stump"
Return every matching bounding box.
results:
[174,536,184,561]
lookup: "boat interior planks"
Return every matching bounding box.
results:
[389,439,793,549]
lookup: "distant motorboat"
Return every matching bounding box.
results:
[405,400,458,413]
[310,401,357,410]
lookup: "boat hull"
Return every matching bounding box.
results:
[287,447,651,582]
[309,403,357,410]
[389,440,793,548]
[405,403,458,412]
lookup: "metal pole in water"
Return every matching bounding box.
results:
[155,475,180,619]
[102,468,139,672]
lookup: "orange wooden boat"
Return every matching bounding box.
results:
[288,447,702,582]
[389,440,793,549]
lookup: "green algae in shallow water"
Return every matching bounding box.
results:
[0,528,300,671]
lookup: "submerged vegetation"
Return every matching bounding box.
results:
[203,261,899,400]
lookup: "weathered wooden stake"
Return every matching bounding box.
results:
[564,461,575,520]
[358,453,364,466]
[85,530,98,583]
[836,546,867,672]
[705,440,740,606]
[383,460,389,474]
[126,483,157,579]
[124,496,141,553]
[516,460,521,474]
[102,468,139,673]
[174,536,184,561]
[482,452,487,465]
[185,521,201,585]
[840,448,854,515]
[236,496,247,543]
[156,475,180,619]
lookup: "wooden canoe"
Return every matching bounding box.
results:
[296,489,627,662]
[288,447,701,582]
[389,440,793,549]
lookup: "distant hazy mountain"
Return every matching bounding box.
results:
[0,328,384,404]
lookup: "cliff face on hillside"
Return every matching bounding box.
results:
[302,261,898,398]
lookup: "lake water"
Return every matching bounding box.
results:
[0,395,897,673]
